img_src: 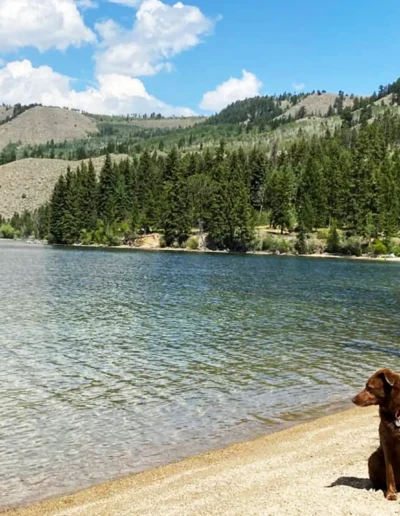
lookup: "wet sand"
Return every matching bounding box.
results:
[4,406,398,516]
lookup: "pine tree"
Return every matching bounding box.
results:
[267,165,297,233]
[207,151,254,251]
[162,149,191,246]
[83,159,98,231]
[248,147,266,210]
[62,167,80,244]
[98,153,117,223]
[49,175,67,243]
[137,149,160,232]
[295,227,308,254]
[378,158,399,238]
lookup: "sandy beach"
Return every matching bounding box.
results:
[4,406,399,516]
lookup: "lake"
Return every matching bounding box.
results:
[1,240,400,508]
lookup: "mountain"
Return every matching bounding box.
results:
[1,77,400,220]
[0,106,99,151]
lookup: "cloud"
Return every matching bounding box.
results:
[0,60,196,117]
[95,0,215,76]
[76,0,98,9]
[293,82,305,92]
[108,0,142,6]
[199,70,262,112]
[0,0,96,52]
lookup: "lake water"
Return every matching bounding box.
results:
[1,241,400,508]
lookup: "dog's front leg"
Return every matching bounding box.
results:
[383,444,397,500]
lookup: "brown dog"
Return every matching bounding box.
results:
[353,368,400,500]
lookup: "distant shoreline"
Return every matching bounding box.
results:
[72,242,400,262]
[3,238,400,262]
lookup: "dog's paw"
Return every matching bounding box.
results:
[386,492,398,501]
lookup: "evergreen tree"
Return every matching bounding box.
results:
[62,167,80,244]
[248,147,266,210]
[162,148,191,246]
[98,153,117,223]
[49,175,67,243]
[82,159,98,231]
[378,158,399,238]
[266,165,297,233]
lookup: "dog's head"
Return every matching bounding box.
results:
[352,369,399,408]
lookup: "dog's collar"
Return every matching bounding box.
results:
[381,407,400,427]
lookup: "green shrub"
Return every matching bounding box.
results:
[317,228,330,241]
[104,233,121,247]
[295,230,308,254]
[277,238,294,253]
[261,234,277,252]
[383,238,394,253]
[261,235,293,253]
[342,236,363,257]
[326,222,341,253]
[253,236,263,251]
[307,237,319,254]
[392,245,400,257]
[186,236,199,250]
[79,229,94,245]
[373,240,388,255]
[0,223,18,239]
[159,235,167,248]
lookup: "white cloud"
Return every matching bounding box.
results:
[76,0,98,9]
[95,0,215,76]
[108,0,142,6]
[293,82,305,92]
[0,60,195,117]
[0,0,96,52]
[199,70,262,112]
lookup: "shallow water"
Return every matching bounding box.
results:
[1,241,400,508]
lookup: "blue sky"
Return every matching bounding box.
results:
[0,0,399,116]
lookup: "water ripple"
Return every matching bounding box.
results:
[1,242,400,508]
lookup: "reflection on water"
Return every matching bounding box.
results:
[1,241,399,507]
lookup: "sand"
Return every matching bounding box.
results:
[4,406,399,516]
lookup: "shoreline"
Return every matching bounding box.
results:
[71,242,400,262]
[3,238,400,262]
[4,406,397,516]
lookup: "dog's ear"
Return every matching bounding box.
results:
[379,369,396,387]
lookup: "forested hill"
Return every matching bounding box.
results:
[1,77,400,168]
[5,110,400,257]
[207,78,400,129]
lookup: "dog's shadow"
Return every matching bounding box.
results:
[328,476,372,490]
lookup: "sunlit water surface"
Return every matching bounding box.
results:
[1,241,400,508]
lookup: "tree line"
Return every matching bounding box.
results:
[7,111,400,253]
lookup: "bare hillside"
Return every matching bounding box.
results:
[0,107,99,151]
[0,154,128,218]
[374,94,394,106]
[280,93,355,119]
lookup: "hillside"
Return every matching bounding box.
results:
[91,115,205,130]
[277,92,355,118]
[0,154,128,218]
[0,106,99,151]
